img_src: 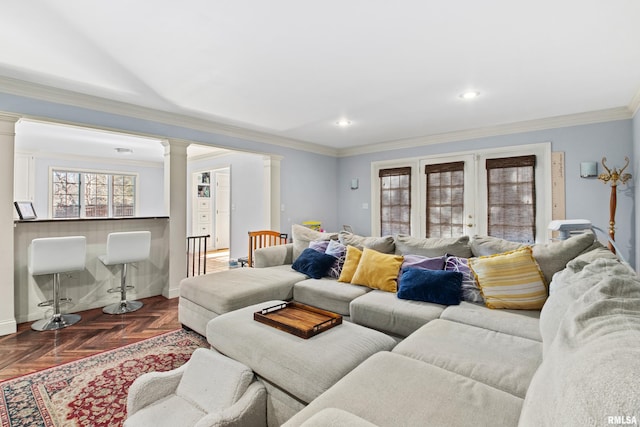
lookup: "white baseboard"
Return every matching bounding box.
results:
[163,287,180,299]
[0,318,17,336]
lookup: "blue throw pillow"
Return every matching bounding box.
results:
[397,268,463,305]
[292,248,337,279]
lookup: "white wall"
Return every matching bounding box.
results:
[338,119,635,267]
[633,109,640,269]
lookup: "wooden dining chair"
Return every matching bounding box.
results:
[241,230,288,267]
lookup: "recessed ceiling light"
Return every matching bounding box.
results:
[459,91,480,100]
[336,119,352,127]
[115,147,134,154]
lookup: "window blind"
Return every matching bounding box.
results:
[379,167,411,236]
[486,155,536,243]
[425,161,465,238]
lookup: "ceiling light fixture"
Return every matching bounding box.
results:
[459,91,480,100]
[115,147,134,154]
[336,119,352,127]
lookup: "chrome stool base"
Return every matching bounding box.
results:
[103,300,143,315]
[31,313,81,331]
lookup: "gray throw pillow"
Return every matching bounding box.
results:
[338,231,395,254]
[291,224,337,261]
[470,235,524,257]
[532,232,597,284]
[394,235,472,258]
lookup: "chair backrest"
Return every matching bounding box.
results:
[102,231,151,265]
[247,230,288,267]
[29,236,86,276]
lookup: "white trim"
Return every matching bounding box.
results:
[340,108,631,157]
[34,150,163,168]
[47,166,140,219]
[0,76,339,157]
[630,87,640,117]
[0,319,17,336]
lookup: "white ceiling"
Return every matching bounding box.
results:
[2,1,640,153]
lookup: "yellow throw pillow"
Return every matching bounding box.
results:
[469,247,547,310]
[338,246,363,283]
[351,248,404,292]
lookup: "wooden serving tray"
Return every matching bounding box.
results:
[254,302,342,339]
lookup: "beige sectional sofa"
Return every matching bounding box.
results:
[178,227,640,426]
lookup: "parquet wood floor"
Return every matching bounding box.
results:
[0,295,185,381]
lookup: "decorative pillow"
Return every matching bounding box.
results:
[292,224,337,261]
[309,240,330,253]
[445,255,484,303]
[401,254,446,271]
[324,239,347,279]
[469,247,547,310]
[531,232,597,285]
[291,248,338,279]
[338,231,395,254]
[351,248,404,292]
[338,246,363,283]
[394,235,472,258]
[470,235,523,257]
[397,268,463,305]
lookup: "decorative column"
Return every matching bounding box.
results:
[263,155,282,231]
[598,156,632,253]
[162,139,190,298]
[0,114,19,336]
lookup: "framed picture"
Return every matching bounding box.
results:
[14,201,37,220]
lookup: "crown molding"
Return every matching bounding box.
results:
[337,107,633,157]
[0,76,339,157]
[629,87,640,117]
[32,150,163,168]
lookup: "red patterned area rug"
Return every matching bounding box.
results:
[0,329,208,427]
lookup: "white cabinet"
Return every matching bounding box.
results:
[192,171,213,250]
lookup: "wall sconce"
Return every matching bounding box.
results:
[580,161,598,178]
[350,179,359,190]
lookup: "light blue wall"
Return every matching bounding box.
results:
[0,93,340,236]
[31,155,164,218]
[338,120,635,267]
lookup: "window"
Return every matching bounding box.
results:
[379,167,411,236]
[486,155,536,243]
[425,162,464,238]
[51,169,137,218]
[371,143,551,243]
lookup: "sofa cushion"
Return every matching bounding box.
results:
[282,352,523,427]
[338,231,395,254]
[530,232,597,284]
[292,224,337,261]
[440,301,541,341]
[294,278,370,316]
[350,290,445,337]
[393,319,542,398]
[292,248,337,279]
[351,248,404,292]
[470,235,523,257]
[519,261,640,427]
[470,247,547,310]
[397,268,462,305]
[445,255,483,303]
[540,257,636,354]
[337,245,362,283]
[179,265,305,315]
[207,301,396,405]
[298,408,379,427]
[394,234,472,258]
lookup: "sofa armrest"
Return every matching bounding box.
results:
[194,381,267,427]
[254,244,293,268]
[126,363,187,415]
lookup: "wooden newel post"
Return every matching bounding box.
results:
[598,156,631,255]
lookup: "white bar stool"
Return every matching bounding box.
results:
[28,236,86,331]
[99,231,151,314]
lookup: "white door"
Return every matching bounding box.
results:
[214,171,230,249]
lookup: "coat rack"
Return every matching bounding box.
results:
[598,156,632,253]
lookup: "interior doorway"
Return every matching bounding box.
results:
[213,168,230,249]
[191,167,230,251]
